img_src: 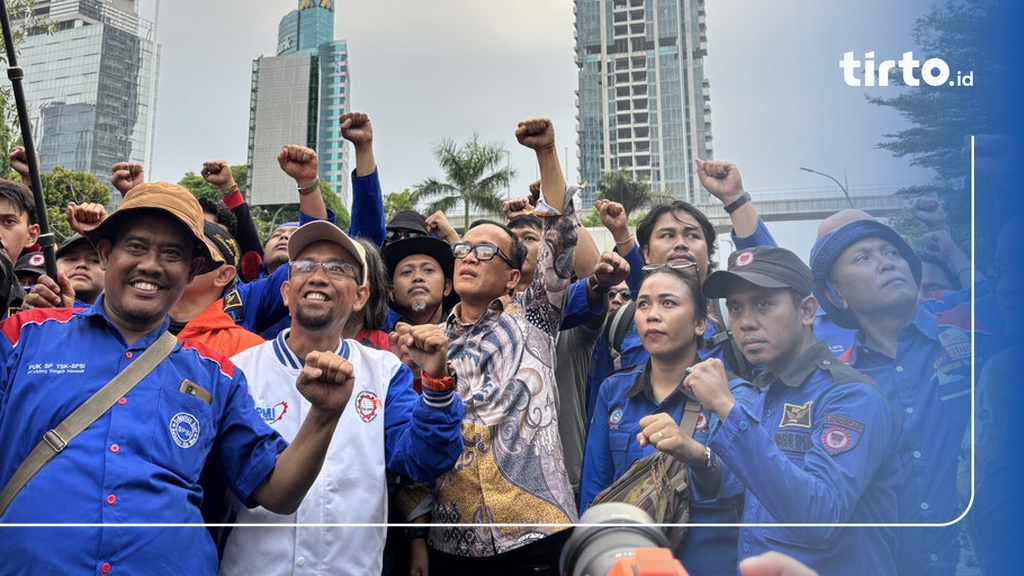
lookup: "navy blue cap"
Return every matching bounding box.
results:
[809,220,921,329]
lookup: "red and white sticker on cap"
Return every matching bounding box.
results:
[29,253,44,267]
[735,251,755,267]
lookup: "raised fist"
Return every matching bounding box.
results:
[296,350,355,417]
[696,159,745,205]
[201,160,238,192]
[339,112,373,147]
[66,202,108,235]
[515,118,555,151]
[110,162,144,194]
[277,145,319,187]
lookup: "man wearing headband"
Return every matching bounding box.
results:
[690,246,902,575]
[0,182,354,573]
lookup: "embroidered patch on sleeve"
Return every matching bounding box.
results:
[609,407,624,429]
[779,401,812,429]
[820,413,865,456]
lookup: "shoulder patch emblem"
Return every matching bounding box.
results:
[609,407,624,428]
[780,401,812,429]
[355,390,383,423]
[820,413,864,456]
[695,411,709,431]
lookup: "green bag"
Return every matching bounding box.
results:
[589,400,701,547]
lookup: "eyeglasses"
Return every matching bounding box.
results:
[288,259,361,283]
[452,242,517,268]
[386,229,428,243]
[607,288,632,300]
[641,262,697,275]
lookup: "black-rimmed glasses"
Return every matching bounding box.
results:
[452,242,516,268]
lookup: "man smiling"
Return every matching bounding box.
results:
[220,221,463,576]
[0,183,354,574]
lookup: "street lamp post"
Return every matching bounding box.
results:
[800,167,854,209]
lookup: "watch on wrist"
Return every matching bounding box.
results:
[587,274,609,294]
[724,192,751,214]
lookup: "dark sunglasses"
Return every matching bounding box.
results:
[386,229,428,243]
[607,288,632,300]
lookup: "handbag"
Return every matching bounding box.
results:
[0,331,177,517]
[589,399,702,547]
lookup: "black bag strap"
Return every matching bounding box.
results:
[0,331,177,516]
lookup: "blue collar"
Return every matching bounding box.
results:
[272,328,349,369]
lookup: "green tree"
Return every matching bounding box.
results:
[595,169,663,219]
[319,180,350,231]
[867,0,1009,261]
[384,188,416,222]
[412,135,515,231]
[40,166,111,241]
[177,165,248,203]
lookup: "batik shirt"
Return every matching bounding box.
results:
[430,187,579,557]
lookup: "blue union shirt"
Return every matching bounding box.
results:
[839,304,991,576]
[580,361,758,576]
[0,298,288,575]
[712,340,903,576]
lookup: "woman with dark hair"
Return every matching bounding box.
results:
[580,265,758,576]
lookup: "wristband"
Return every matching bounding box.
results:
[297,178,320,196]
[221,184,240,196]
[420,369,456,392]
[420,364,457,408]
[614,234,634,246]
[406,526,429,540]
[587,274,609,295]
[724,192,751,214]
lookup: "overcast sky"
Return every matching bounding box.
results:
[144,0,939,202]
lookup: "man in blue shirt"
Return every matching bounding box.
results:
[810,215,990,576]
[0,182,355,574]
[691,246,903,576]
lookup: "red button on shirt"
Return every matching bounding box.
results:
[101,562,111,574]
[117,397,127,405]
[110,444,119,453]
[106,494,116,505]
[125,351,133,359]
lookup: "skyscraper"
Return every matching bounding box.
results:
[574,0,713,207]
[13,0,159,203]
[247,0,350,206]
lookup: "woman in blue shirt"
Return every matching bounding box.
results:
[580,265,758,575]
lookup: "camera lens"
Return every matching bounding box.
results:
[559,503,670,576]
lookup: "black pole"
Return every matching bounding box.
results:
[0,0,58,281]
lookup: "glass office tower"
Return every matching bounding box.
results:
[12,0,159,204]
[575,0,713,207]
[248,0,350,206]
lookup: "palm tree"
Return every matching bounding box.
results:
[596,168,667,218]
[412,134,516,232]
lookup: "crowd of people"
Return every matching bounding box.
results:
[0,114,1014,576]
